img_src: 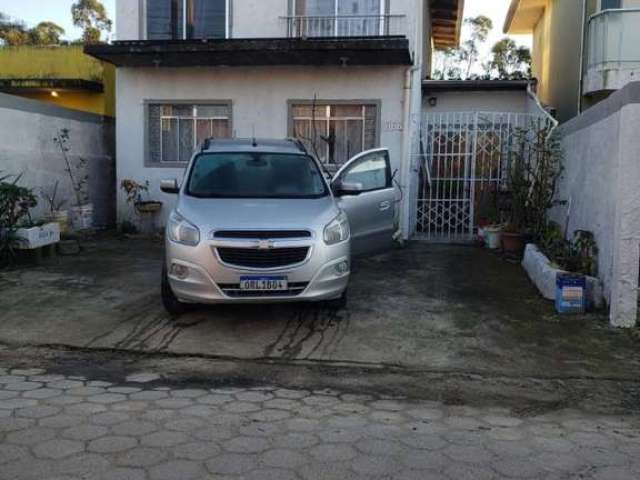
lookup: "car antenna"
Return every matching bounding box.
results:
[252,125,257,147]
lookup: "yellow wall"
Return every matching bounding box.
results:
[0,45,115,117]
[530,0,586,122]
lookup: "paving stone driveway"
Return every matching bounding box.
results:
[1,365,640,480]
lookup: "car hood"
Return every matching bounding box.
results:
[176,195,339,234]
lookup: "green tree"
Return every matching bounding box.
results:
[29,21,65,45]
[0,12,29,46]
[71,0,112,44]
[459,15,493,79]
[487,38,531,79]
[432,15,493,80]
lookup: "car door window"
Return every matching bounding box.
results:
[340,151,390,192]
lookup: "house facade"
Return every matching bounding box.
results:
[86,0,464,235]
[504,0,640,122]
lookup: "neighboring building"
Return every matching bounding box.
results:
[0,45,115,118]
[504,0,640,122]
[422,79,536,114]
[85,0,464,235]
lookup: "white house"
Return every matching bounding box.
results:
[85,0,464,237]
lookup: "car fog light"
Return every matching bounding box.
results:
[335,261,350,275]
[171,264,189,280]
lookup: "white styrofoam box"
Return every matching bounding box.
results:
[13,222,60,250]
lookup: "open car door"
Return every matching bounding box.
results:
[331,148,396,256]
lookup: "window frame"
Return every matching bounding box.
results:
[287,99,382,166]
[144,99,233,168]
[144,0,231,40]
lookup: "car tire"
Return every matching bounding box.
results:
[161,264,188,317]
[326,290,348,310]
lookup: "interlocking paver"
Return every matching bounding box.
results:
[149,460,205,480]
[33,439,84,459]
[0,364,638,480]
[61,424,109,441]
[88,436,138,453]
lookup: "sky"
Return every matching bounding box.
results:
[0,0,532,46]
[0,0,116,41]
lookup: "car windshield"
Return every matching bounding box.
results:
[186,152,329,199]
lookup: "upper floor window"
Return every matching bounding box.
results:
[291,0,390,37]
[295,0,384,17]
[147,0,228,40]
[601,0,621,10]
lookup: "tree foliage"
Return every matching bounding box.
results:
[30,22,66,46]
[486,38,532,80]
[0,12,65,46]
[432,15,531,81]
[71,0,112,44]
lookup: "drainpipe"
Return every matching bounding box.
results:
[577,0,588,115]
[397,63,421,242]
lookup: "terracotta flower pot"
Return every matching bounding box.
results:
[501,232,526,256]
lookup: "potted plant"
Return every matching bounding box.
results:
[54,128,93,231]
[40,181,69,234]
[502,126,563,257]
[120,179,163,233]
[0,174,59,265]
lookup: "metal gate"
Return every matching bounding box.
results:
[414,111,553,242]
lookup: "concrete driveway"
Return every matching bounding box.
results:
[0,236,638,380]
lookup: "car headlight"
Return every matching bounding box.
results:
[324,211,350,245]
[167,211,200,246]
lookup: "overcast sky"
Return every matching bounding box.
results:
[0,0,532,47]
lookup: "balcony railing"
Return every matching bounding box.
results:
[281,15,406,38]
[587,9,640,70]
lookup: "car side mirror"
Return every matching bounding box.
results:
[160,179,180,194]
[332,179,365,196]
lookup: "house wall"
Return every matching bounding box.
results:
[421,90,530,113]
[530,0,584,122]
[116,66,407,225]
[0,93,116,228]
[552,81,640,327]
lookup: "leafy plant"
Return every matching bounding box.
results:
[53,128,90,207]
[506,124,564,240]
[120,179,149,205]
[541,223,598,277]
[0,174,37,266]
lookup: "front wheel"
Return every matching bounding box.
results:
[161,264,188,317]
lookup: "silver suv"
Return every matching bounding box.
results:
[160,138,396,316]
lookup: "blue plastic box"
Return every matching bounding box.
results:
[555,274,586,314]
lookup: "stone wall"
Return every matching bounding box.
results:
[553,82,640,327]
[0,93,116,228]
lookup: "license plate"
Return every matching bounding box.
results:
[240,276,288,291]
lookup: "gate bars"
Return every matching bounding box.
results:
[414,111,554,242]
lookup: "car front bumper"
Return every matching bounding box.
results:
[166,238,350,304]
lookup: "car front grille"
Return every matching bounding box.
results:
[214,230,312,239]
[216,247,310,269]
[218,282,309,298]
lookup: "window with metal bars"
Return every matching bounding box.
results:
[147,103,232,164]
